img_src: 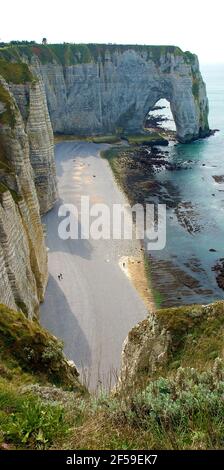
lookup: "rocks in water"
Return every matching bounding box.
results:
[174,201,201,235]
[212,175,224,184]
[212,260,224,290]
[210,128,220,135]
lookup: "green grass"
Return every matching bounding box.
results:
[0,59,33,84]
[0,381,69,449]
[54,133,89,143]
[0,304,87,449]
[91,135,121,144]
[58,359,224,450]
[1,300,224,449]
[156,301,224,372]
[126,133,168,146]
[3,359,224,450]
[54,134,121,144]
[101,146,126,188]
[0,43,196,67]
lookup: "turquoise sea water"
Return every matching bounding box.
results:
[148,64,224,307]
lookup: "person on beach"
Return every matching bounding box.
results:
[60,273,63,280]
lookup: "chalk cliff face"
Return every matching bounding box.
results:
[0,44,209,143]
[119,313,171,389]
[9,80,57,214]
[24,45,209,143]
[0,63,57,317]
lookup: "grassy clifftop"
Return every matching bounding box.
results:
[0,43,197,66]
[157,301,224,371]
[1,301,224,449]
[0,59,34,128]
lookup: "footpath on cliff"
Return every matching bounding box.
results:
[40,141,148,390]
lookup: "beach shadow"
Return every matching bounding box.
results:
[42,198,93,260]
[40,274,92,369]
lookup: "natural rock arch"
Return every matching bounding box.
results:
[0,44,210,143]
[107,48,209,142]
[144,98,176,132]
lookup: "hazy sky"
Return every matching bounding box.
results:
[1,0,223,64]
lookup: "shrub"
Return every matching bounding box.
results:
[107,360,224,449]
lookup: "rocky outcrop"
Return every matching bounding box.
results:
[0,303,85,391]
[119,301,224,390]
[119,313,171,390]
[0,44,210,143]
[0,65,56,317]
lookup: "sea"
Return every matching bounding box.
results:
[146,64,224,307]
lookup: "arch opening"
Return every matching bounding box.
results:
[144,99,176,140]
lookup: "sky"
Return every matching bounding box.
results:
[1,0,223,64]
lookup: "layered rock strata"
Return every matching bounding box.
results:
[9,80,57,213]
[0,65,56,317]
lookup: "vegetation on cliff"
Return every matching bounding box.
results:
[126,133,169,146]
[157,301,224,372]
[0,60,33,131]
[0,43,197,67]
[0,84,23,201]
[0,59,33,84]
[0,304,86,449]
[0,304,83,390]
[1,300,224,450]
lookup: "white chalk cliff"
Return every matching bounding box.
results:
[0,66,57,318]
